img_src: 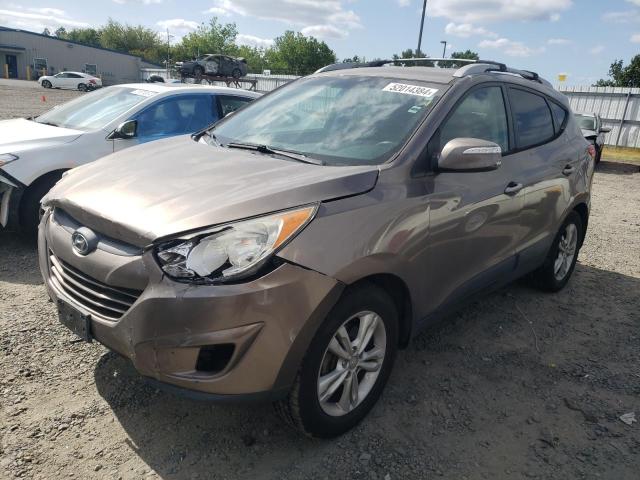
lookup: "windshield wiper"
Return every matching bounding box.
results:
[226,142,324,165]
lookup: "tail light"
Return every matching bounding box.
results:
[587,144,596,159]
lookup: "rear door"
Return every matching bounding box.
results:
[506,86,574,272]
[424,84,525,313]
[216,94,254,118]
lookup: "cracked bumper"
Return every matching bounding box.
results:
[39,209,344,399]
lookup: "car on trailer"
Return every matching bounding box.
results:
[178,54,248,80]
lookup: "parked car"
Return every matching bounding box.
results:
[178,54,248,79]
[39,61,593,438]
[574,112,610,163]
[0,83,259,233]
[38,71,102,91]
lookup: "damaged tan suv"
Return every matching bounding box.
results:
[39,60,593,437]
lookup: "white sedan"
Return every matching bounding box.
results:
[0,83,260,232]
[38,71,102,91]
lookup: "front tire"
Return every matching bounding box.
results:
[19,173,63,236]
[41,80,51,88]
[275,283,398,438]
[528,211,583,292]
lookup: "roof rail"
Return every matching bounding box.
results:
[315,57,551,87]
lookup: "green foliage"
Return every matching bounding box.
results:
[264,31,336,75]
[172,18,239,60]
[448,50,479,68]
[37,16,338,73]
[392,49,433,67]
[595,57,640,87]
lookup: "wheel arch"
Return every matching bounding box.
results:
[572,202,589,247]
[346,273,413,349]
[19,169,67,213]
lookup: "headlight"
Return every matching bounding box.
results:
[155,205,317,283]
[0,154,18,167]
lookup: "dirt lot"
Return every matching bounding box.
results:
[1,80,639,480]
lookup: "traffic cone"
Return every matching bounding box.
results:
[41,95,46,102]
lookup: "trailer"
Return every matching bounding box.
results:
[182,73,258,91]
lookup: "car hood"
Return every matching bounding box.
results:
[43,136,379,247]
[0,118,83,153]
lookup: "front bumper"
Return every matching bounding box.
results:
[39,209,343,399]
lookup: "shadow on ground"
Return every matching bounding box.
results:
[93,263,640,479]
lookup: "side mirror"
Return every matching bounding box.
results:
[111,120,137,139]
[599,126,611,134]
[438,138,502,172]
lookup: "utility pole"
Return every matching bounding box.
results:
[417,0,428,56]
[166,29,173,79]
[440,40,447,58]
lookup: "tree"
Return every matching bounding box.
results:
[99,19,163,62]
[266,31,336,75]
[42,28,51,36]
[66,28,101,48]
[54,27,67,38]
[172,18,239,61]
[392,48,433,66]
[448,49,479,68]
[595,57,640,87]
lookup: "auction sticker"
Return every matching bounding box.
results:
[383,83,438,98]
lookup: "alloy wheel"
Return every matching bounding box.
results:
[317,311,387,417]
[554,223,578,280]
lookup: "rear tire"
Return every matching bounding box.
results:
[19,173,63,236]
[78,83,87,92]
[275,283,398,438]
[528,211,583,292]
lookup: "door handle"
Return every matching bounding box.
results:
[504,182,524,195]
[562,165,575,176]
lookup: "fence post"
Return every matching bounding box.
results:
[26,65,31,81]
[3,64,8,79]
[615,90,632,147]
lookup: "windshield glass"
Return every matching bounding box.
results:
[210,76,442,166]
[35,87,157,130]
[575,114,596,130]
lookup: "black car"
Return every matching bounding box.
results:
[178,54,248,80]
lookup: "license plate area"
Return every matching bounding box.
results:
[57,299,92,342]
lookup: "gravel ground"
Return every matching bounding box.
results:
[1,80,639,480]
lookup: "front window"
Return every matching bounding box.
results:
[209,76,443,166]
[34,87,157,131]
[575,114,596,131]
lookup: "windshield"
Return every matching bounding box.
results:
[575,114,596,131]
[209,76,442,166]
[35,87,157,130]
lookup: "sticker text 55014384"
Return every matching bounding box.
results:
[382,83,439,98]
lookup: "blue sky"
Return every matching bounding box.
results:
[0,0,637,85]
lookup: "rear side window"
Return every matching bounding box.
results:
[549,101,567,133]
[218,95,253,117]
[509,88,554,149]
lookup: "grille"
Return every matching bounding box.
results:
[48,251,142,321]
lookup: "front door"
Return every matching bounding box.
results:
[6,55,17,78]
[421,84,525,316]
